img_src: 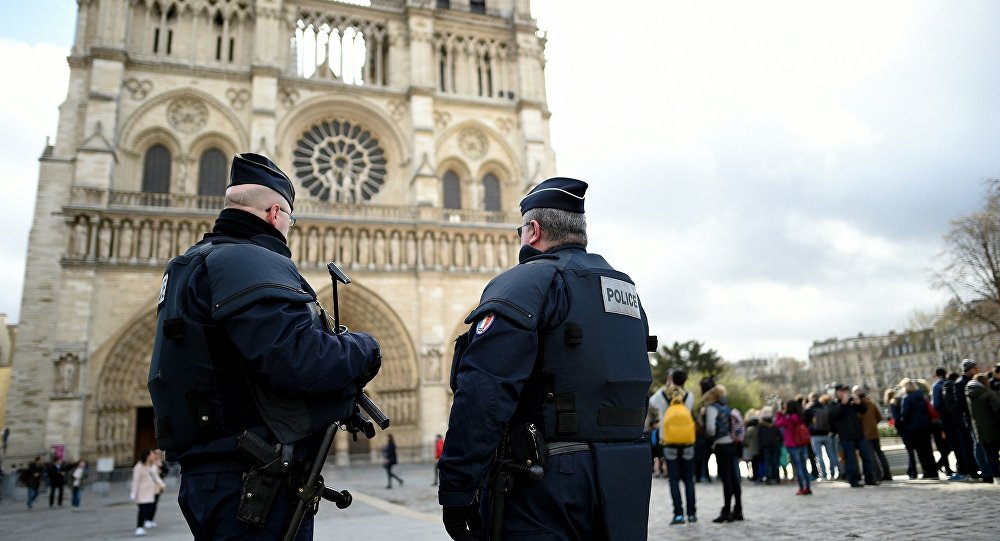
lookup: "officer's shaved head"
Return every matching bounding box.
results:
[224,184,290,212]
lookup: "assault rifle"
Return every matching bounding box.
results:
[280,262,390,541]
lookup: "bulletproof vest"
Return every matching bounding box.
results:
[148,239,355,453]
[467,249,652,443]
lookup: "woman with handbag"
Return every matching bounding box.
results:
[776,399,813,495]
[899,380,940,479]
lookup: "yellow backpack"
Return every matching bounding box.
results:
[660,391,695,447]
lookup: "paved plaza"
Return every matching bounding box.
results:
[0,461,996,540]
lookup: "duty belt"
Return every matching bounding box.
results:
[547,441,590,456]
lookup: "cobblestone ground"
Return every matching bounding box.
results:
[0,463,996,540]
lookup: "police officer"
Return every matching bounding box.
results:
[148,153,381,540]
[439,178,653,540]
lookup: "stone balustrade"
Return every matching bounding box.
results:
[63,188,519,273]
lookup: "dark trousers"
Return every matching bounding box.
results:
[984,440,1000,479]
[761,446,780,482]
[714,443,741,513]
[665,455,696,517]
[432,460,439,485]
[385,464,403,487]
[943,420,970,474]
[840,437,876,484]
[958,418,980,476]
[137,503,156,528]
[179,471,314,541]
[26,486,39,508]
[908,427,939,477]
[71,486,82,508]
[49,484,64,506]
[932,424,952,473]
[869,438,893,480]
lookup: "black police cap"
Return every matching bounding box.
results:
[228,153,296,212]
[519,177,587,215]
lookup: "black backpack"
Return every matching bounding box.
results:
[810,405,831,433]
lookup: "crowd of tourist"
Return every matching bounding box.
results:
[648,358,1000,526]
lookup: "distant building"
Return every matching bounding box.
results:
[935,300,1000,373]
[878,328,939,392]
[809,333,895,398]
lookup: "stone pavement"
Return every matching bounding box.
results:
[0,461,996,540]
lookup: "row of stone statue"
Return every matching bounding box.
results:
[67,215,517,271]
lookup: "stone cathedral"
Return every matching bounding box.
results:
[5,0,554,466]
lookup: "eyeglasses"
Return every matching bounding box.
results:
[274,207,297,227]
[516,222,532,238]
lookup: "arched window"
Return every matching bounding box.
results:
[198,148,228,196]
[443,170,461,209]
[141,144,171,193]
[482,173,501,211]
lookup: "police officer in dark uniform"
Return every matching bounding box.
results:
[147,153,381,540]
[439,177,653,540]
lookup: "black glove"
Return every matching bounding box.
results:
[442,504,483,541]
[350,331,382,387]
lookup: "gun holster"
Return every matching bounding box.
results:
[237,431,295,527]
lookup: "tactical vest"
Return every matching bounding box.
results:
[147,239,355,454]
[466,248,652,443]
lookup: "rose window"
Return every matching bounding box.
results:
[292,119,387,203]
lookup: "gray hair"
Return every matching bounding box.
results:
[523,207,587,247]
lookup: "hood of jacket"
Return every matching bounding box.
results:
[966,380,987,400]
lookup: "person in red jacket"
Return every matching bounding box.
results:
[432,434,444,486]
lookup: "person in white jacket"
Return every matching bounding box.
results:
[130,449,166,536]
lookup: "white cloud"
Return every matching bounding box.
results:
[0,39,69,321]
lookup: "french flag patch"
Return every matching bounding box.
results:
[476,312,496,335]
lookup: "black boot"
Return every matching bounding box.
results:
[730,505,744,521]
[712,507,731,523]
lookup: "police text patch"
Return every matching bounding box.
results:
[601,276,640,319]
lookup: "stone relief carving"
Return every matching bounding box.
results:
[420,344,443,382]
[458,129,488,159]
[433,111,451,130]
[225,88,251,110]
[54,353,81,395]
[496,117,515,135]
[387,100,407,121]
[167,97,208,133]
[278,87,299,109]
[124,78,153,100]
[64,212,516,274]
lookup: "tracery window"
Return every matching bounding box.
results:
[142,144,172,193]
[293,18,388,86]
[482,173,501,211]
[292,120,386,203]
[151,3,178,56]
[443,171,461,209]
[198,148,228,196]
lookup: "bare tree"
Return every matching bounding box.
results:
[935,179,1000,343]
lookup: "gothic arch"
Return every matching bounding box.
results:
[436,119,521,177]
[119,87,250,151]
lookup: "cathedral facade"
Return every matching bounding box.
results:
[5,0,554,465]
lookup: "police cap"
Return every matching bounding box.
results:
[519,177,587,215]
[229,153,296,212]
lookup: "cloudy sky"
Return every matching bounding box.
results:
[1,1,997,361]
